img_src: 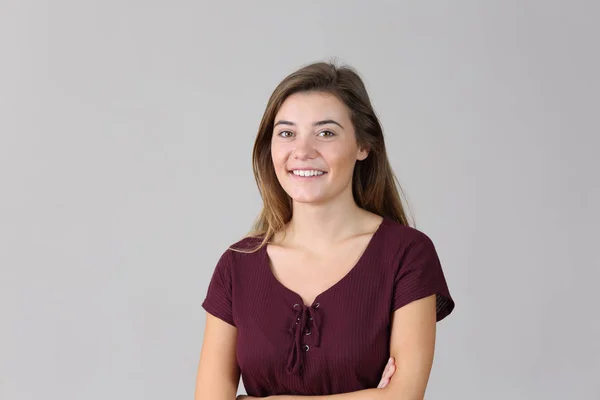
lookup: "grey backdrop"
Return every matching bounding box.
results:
[1,1,598,399]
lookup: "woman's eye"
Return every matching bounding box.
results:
[278,130,294,138]
[318,130,335,137]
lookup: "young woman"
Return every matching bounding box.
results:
[195,61,455,399]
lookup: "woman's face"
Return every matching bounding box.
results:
[271,91,369,205]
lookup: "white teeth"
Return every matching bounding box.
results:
[291,170,325,177]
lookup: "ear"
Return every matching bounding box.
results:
[357,146,370,161]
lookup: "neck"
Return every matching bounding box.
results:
[281,193,374,250]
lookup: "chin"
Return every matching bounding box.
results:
[289,194,330,205]
[292,198,320,204]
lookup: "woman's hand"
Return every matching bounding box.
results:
[377,357,396,389]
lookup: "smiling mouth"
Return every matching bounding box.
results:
[288,170,328,178]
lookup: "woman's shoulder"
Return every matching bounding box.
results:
[229,235,264,250]
[209,236,265,277]
[217,235,265,263]
[381,217,436,249]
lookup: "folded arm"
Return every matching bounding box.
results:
[241,294,437,400]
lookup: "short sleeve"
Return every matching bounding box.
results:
[201,249,236,327]
[393,234,455,321]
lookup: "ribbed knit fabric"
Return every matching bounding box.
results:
[201,216,455,396]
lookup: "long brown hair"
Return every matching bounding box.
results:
[231,60,414,253]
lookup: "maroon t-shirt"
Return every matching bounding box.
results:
[201,216,455,396]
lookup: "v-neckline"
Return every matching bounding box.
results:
[261,216,388,308]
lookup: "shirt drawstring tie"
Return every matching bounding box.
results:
[286,302,321,375]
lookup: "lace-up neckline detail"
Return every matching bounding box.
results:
[286,302,321,375]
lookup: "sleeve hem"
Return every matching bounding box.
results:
[392,289,455,322]
[202,300,236,327]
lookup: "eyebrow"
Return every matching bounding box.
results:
[273,119,344,129]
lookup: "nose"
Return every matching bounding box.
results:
[292,136,317,160]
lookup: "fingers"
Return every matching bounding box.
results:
[379,364,396,387]
[377,357,396,388]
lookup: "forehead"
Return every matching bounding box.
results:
[275,91,350,121]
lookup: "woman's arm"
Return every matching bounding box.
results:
[241,294,438,400]
[239,387,386,400]
[384,294,437,400]
[195,312,241,400]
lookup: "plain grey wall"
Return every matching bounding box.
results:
[1,1,598,399]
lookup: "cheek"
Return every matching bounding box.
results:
[326,147,357,171]
[270,143,288,169]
